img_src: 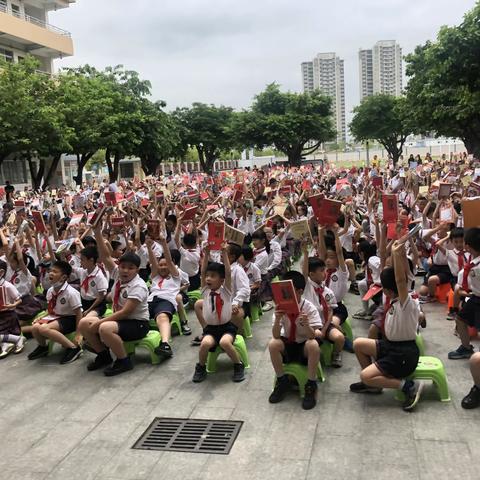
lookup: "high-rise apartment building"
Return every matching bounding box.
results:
[301,52,346,144]
[358,40,402,102]
[0,0,75,73]
[358,48,373,101]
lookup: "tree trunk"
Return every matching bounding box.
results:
[109,152,121,183]
[463,136,480,159]
[42,153,62,190]
[73,152,94,186]
[196,147,210,174]
[287,145,303,167]
[28,156,45,191]
[105,148,117,183]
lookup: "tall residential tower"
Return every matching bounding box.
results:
[301,52,346,144]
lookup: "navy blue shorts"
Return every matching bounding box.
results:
[58,316,77,335]
[118,320,149,341]
[148,298,176,321]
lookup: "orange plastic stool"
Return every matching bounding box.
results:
[447,289,455,310]
[435,283,451,304]
[468,327,478,339]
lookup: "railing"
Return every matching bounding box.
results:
[0,1,71,37]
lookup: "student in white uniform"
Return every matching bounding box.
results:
[78,223,149,377]
[147,235,181,360]
[350,241,423,411]
[29,260,83,365]
[175,223,201,290]
[192,244,246,384]
[238,246,262,305]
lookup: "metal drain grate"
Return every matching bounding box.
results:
[132,417,243,455]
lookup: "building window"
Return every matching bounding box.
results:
[1,159,28,184]
[11,3,21,18]
[0,48,14,63]
[120,162,135,179]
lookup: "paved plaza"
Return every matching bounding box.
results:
[1,280,479,480]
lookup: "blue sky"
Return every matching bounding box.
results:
[52,0,477,118]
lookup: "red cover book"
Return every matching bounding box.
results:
[232,188,243,203]
[279,185,292,195]
[362,284,383,301]
[382,194,398,224]
[183,205,198,221]
[32,211,47,234]
[111,216,125,228]
[309,195,342,226]
[271,280,300,317]
[208,221,225,250]
[438,182,452,199]
[301,180,311,190]
[14,199,26,211]
[155,191,164,202]
[147,219,161,239]
[88,204,106,228]
[105,191,117,206]
[200,192,209,201]
[371,176,383,189]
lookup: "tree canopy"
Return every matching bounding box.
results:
[349,94,411,166]
[405,3,480,157]
[232,83,335,166]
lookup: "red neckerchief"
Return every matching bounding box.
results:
[253,247,265,257]
[210,291,223,323]
[113,280,125,312]
[456,250,465,272]
[234,218,240,228]
[313,285,329,321]
[379,297,391,336]
[81,267,97,295]
[462,261,474,292]
[157,275,170,289]
[48,283,68,315]
[10,270,19,285]
[366,266,373,286]
[325,269,336,288]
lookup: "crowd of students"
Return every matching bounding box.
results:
[0,152,479,413]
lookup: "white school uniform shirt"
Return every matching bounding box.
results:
[242,262,262,287]
[276,297,323,344]
[0,278,21,304]
[231,216,252,235]
[179,246,200,277]
[340,225,356,253]
[446,248,469,277]
[179,268,190,288]
[148,273,181,306]
[74,266,108,301]
[66,254,81,282]
[272,233,287,249]
[367,256,382,285]
[422,231,448,265]
[111,268,149,321]
[46,282,82,316]
[202,285,233,326]
[268,240,282,272]
[384,295,419,342]
[137,242,163,269]
[231,262,250,306]
[8,269,32,297]
[253,248,269,275]
[457,256,480,296]
[303,278,337,325]
[325,266,349,303]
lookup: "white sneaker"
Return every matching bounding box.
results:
[262,302,274,312]
[14,336,26,354]
[0,343,15,359]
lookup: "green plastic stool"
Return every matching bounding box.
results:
[124,330,162,365]
[396,356,450,402]
[104,306,113,317]
[273,362,326,398]
[171,313,182,336]
[321,342,333,367]
[250,303,262,322]
[342,318,354,342]
[48,332,77,355]
[416,334,425,356]
[187,289,202,307]
[243,316,253,339]
[206,334,250,373]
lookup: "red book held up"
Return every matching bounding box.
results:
[105,191,117,206]
[382,194,398,224]
[111,216,125,228]
[208,221,225,250]
[183,205,198,221]
[147,219,161,239]
[309,195,342,226]
[32,211,47,234]
[271,280,300,318]
[371,176,383,189]
[362,284,383,302]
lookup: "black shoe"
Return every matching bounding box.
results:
[87,351,113,371]
[192,363,207,383]
[104,358,133,377]
[269,375,290,403]
[181,322,192,336]
[232,362,245,382]
[191,335,204,346]
[349,381,383,394]
[60,346,83,365]
[402,380,424,411]
[302,381,318,410]
[344,338,354,353]
[155,342,173,359]
[27,345,49,360]
[461,385,480,409]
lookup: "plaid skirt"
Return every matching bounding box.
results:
[17,295,43,322]
[0,310,21,335]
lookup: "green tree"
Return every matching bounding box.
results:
[173,103,235,174]
[405,3,480,157]
[349,94,411,166]
[232,83,335,167]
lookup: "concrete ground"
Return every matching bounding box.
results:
[1,280,479,480]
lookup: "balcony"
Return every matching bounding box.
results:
[0,1,73,57]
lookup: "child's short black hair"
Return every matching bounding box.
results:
[52,260,72,277]
[227,243,242,261]
[358,240,377,261]
[281,270,306,291]
[241,245,254,262]
[118,252,141,268]
[170,249,180,266]
[83,235,97,246]
[182,233,197,248]
[465,227,480,253]
[450,227,464,240]
[80,246,98,263]
[0,259,7,276]
[380,267,398,295]
[308,257,326,274]
[111,240,123,251]
[206,261,225,279]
